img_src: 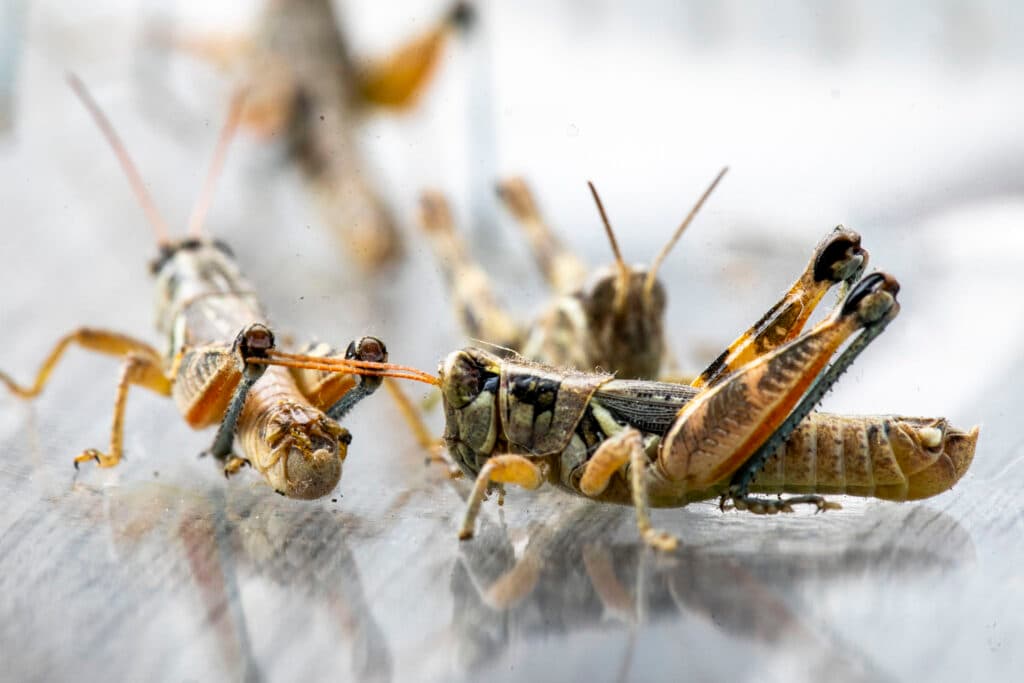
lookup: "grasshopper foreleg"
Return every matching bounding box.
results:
[459,455,543,541]
[204,325,274,476]
[419,191,525,350]
[74,352,172,469]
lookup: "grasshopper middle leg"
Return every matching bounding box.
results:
[580,427,677,552]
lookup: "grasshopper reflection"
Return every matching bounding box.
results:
[0,76,383,499]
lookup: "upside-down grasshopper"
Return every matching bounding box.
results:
[0,76,385,499]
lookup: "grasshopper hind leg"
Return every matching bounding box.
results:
[719,273,900,514]
[0,327,171,469]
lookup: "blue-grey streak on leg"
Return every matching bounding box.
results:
[727,294,896,504]
[207,366,266,460]
[325,376,382,422]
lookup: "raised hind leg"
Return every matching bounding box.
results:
[659,273,900,512]
[694,227,868,389]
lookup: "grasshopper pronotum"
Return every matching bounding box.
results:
[256,263,978,550]
[0,76,385,499]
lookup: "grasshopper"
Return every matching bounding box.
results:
[168,0,474,269]
[0,76,386,499]
[418,169,733,379]
[254,265,979,550]
[420,168,882,387]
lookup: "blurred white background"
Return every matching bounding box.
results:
[1,3,1022,680]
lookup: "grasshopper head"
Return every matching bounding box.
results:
[438,348,503,468]
[243,399,349,500]
[579,267,666,379]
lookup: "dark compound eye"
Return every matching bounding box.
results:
[345,341,357,359]
[357,337,387,362]
[237,324,275,357]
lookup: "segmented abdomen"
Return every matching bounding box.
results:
[751,413,978,501]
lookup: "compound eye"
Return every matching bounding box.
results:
[238,323,275,357]
[443,355,482,408]
[356,337,387,362]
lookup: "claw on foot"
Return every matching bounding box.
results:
[729,493,842,515]
[73,448,119,469]
[223,456,251,478]
[642,528,679,553]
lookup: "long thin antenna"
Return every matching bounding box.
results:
[644,166,729,301]
[187,88,247,237]
[587,181,630,310]
[67,73,171,246]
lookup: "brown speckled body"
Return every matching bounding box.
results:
[154,239,347,498]
[439,348,978,509]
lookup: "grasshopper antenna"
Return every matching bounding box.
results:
[587,181,630,312]
[643,166,729,303]
[187,89,247,238]
[253,350,441,387]
[67,73,171,246]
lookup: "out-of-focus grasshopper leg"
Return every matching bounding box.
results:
[495,177,589,296]
[419,191,525,350]
[694,227,868,389]
[357,1,475,109]
[0,329,171,468]
[659,273,900,516]
[383,378,462,477]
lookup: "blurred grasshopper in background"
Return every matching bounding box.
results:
[163,0,474,269]
[251,267,979,550]
[420,168,883,386]
[0,76,387,499]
